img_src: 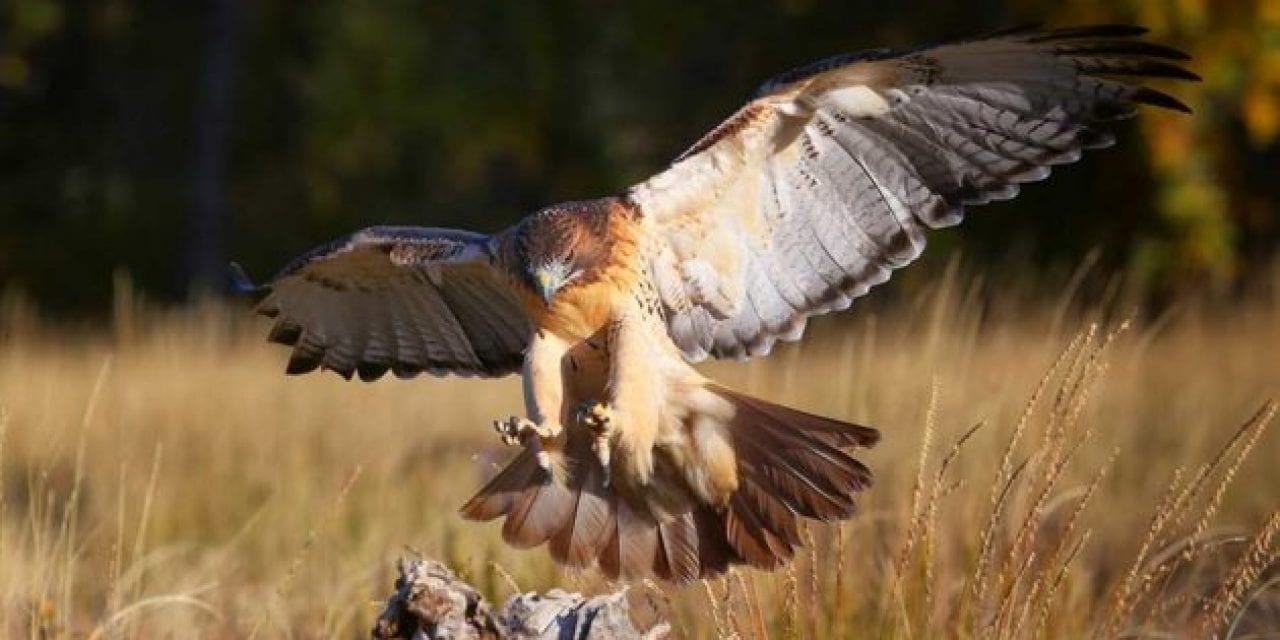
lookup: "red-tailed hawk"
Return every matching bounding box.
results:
[236,25,1194,582]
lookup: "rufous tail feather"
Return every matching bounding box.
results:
[460,383,878,582]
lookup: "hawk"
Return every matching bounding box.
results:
[236,25,1194,582]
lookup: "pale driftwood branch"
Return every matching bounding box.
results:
[371,558,670,640]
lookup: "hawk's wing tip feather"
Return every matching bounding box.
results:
[228,261,272,301]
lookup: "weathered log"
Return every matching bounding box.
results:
[371,558,670,640]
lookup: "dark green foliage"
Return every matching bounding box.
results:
[0,1,1275,313]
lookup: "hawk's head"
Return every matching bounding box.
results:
[514,201,612,304]
[526,253,583,305]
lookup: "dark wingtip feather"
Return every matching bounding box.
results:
[1146,63,1201,82]
[286,352,322,375]
[229,262,270,302]
[1078,59,1201,82]
[1130,42,1192,61]
[1028,24,1150,42]
[974,23,1045,40]
[1133,86,1193,113]
[1057,40,1192,61]
[266,320,302,345]
[357,362,391,382]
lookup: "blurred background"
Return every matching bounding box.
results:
[2,0,1279,315]
[3,3,1280,637]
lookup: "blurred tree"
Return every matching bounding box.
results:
[186,0,242,295]
[1036,0,1280,293]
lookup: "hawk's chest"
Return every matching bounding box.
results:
[521,219,653,342]
[523,265,644,341]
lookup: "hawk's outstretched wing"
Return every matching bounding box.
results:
[628,25,1196,361]
[238,226,530,380]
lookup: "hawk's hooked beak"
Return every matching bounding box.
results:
[534,269,557,305]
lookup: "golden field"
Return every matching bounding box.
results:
[1,262,1279,639]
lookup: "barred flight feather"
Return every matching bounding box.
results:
[629,24,1196,361]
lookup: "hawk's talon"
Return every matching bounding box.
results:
[492,416,560,473]
[492,416,536,446]
[575,401,614,435]
[492,416,561,444]
[576,401,615,484]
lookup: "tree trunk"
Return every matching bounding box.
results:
[185,0,242,296]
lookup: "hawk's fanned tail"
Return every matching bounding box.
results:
[548,450,615,567]
[719,386,878,569]
[721,386,878,519]
[460,385,878,582]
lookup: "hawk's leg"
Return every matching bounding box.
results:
[601,310,663,485]
[513,329,570,471]
[574,401,615,486]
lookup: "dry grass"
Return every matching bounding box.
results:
[2,261,1279,638]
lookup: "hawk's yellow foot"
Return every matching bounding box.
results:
[574,401,615,485]
[492,416,560,471]
[574,401,613,435]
